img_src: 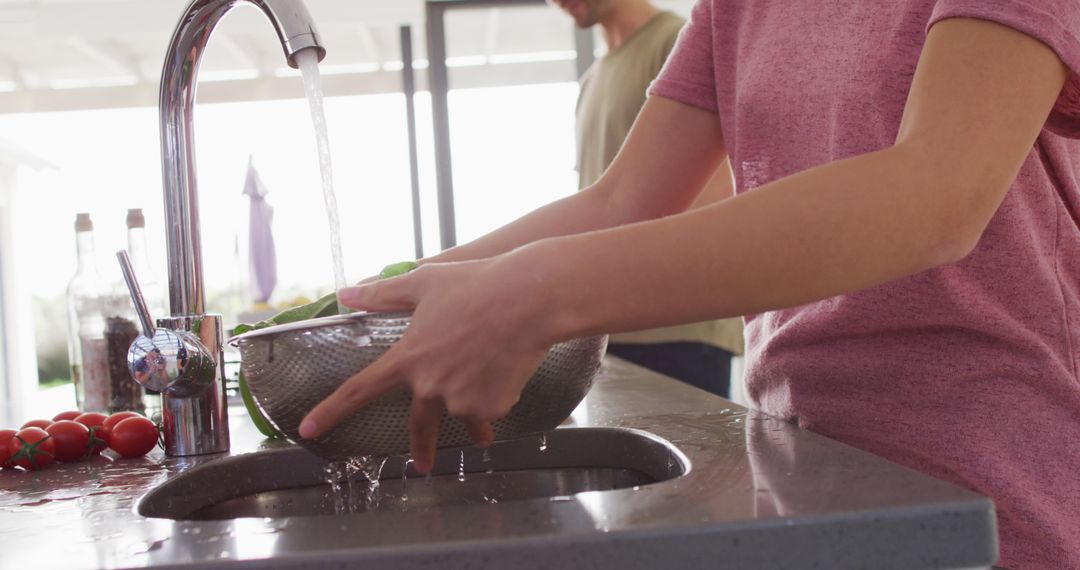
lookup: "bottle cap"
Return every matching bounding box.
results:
[75,212,93,232]
[126,208,145,229]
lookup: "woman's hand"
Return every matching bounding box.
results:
[299,256,557,474]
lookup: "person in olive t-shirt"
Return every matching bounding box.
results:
[552,0,744,397]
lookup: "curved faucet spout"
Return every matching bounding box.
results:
[157,0,326,456]
[160,0,326,318]
[262,0,327,67]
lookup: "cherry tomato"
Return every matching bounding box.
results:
[103,411,142,432]
[109,417,159,459]
[20,419,52,430]
[75,412,107,429]
[52,410,82,422]
[75,412,111,456]
[46,420,91,462]
[10,427,55,470]
[0,428,16,469]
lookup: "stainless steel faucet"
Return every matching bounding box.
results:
[154,0,326,457]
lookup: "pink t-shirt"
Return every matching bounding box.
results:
[650,1,1080,568]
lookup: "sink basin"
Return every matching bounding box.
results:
[138,427,688,520]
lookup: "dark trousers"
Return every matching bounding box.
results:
[606,341,733,398]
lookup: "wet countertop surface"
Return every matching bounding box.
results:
[0,358,996,569]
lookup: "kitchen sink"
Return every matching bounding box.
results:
[138,427,688,520]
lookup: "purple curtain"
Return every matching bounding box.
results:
[243,158,277,304]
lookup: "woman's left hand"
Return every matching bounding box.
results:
[298,255,558,474]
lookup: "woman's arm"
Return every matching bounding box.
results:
[533,17,1070,336]
[302,18,1069,472]
[421,96,728,264]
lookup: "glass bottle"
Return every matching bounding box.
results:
[65,213,109,412]
[125,209,166,319]
[98,213,144,414]
[125,208,163,417]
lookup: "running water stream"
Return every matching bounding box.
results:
[295,49,348,312]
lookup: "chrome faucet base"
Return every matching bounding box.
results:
[158,314,230,457]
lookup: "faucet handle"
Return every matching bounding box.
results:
[116,250,216,395]
[127,329,216,394]
[116,250,157,338]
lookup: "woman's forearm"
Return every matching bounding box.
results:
[521,144,999,342]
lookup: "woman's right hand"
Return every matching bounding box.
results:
[301,255,560,474]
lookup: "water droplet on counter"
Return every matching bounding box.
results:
[539,434,547,452]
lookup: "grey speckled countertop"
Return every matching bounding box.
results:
[0,357,997,569]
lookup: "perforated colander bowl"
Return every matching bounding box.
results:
[232,312,607,459]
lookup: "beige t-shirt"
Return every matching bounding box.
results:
[575,11,744,354]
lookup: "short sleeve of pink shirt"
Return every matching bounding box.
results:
[650,0,1080,136]
[930,0,1080,136]
[647,1,1080,568]
[649,0,718,113]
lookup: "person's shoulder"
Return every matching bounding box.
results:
[655,10,687,34]
[652,11,687,56]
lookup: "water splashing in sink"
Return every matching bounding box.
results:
[323,459,350,514]
[323,456,388,513]
[457,451,466,482]
[351,456,387,512]
[295,48,347,310]
[356,456,388,486]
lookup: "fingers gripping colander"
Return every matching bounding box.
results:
[232,312,607,459]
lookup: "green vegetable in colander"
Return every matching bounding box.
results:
[378,260,419,279]
[233,260,418,438]
[233,292,343,438]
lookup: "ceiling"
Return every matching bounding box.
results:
[0,0,694,113]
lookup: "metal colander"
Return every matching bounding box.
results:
[232,312,607,459]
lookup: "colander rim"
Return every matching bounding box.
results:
[228,311,411,345]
